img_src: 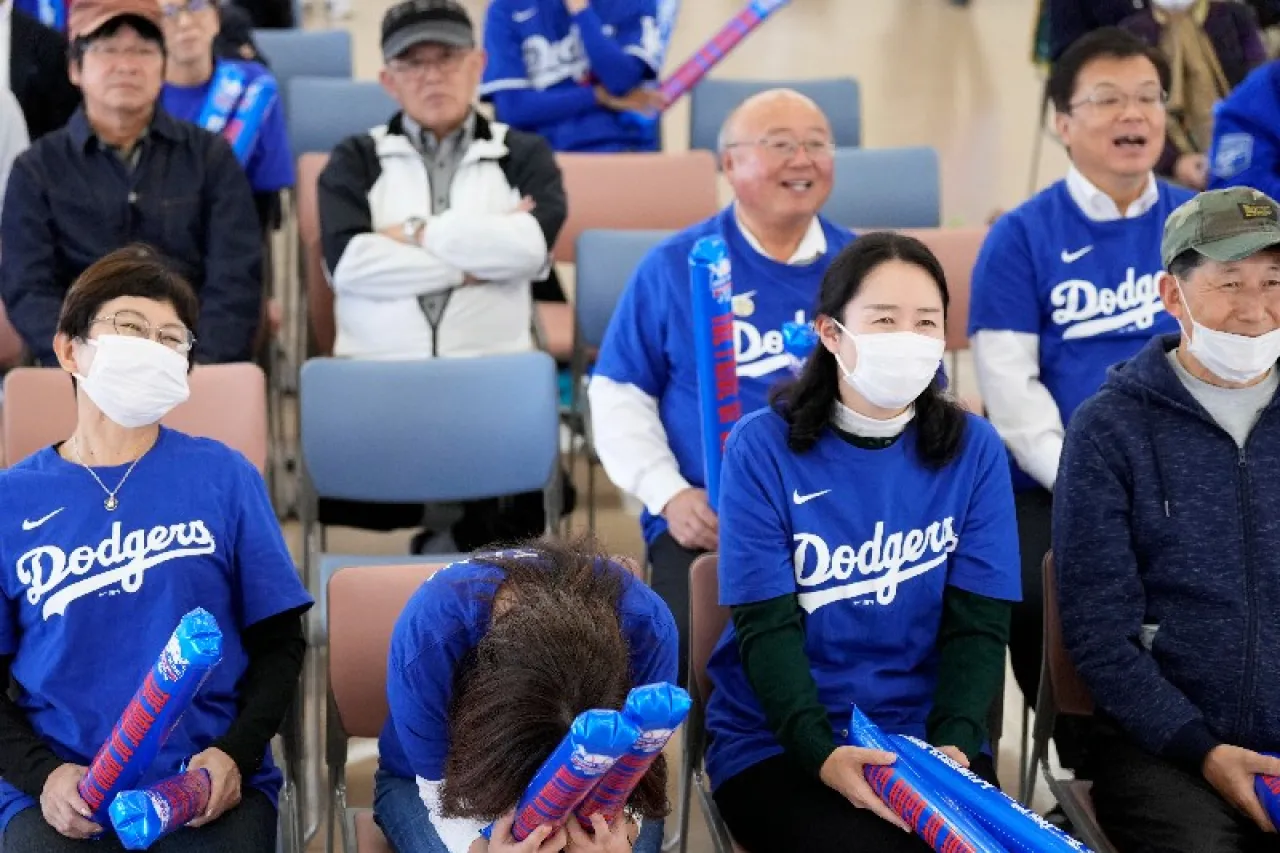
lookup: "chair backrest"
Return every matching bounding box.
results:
[575,229,672,350]
[824,147,941,229]
[328,563,448,738]
[2,365,269,471]
[252,28,352,81]
[689,553,729,706]
[1042,551,1095,716]
[552,152,718,264]
[300,352,559,503]
[899,227,987,353]
[296,153,335,355]
[689,77,862,154]
[287,78,397,156]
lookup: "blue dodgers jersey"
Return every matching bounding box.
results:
[161,60,295,194]
[704,408,1021,788]
[1209,62,1280,201]
[967,179,1191,489]
[0,428,312,829]
[377,552,678,782]
[479,0,662,151]
[593,207,855,543]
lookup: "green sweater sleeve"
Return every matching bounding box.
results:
[731,595,837,777]
[926,586,1012,758]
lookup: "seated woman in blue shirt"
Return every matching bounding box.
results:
[706,233,1022,853]
[373,538,677,853]
[0,245,312,853]
[159,0,293,229]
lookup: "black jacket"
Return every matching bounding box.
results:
[8,9,79,140]
[0,108,263,365]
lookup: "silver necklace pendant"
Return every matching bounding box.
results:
[105,496,118,511]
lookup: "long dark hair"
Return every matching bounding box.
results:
[770,232,967,467]
[439,536,668,821]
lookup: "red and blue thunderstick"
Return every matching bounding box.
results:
[656,0,792,110]
[574,684,692,829]
[79,609,222,825]
[1256,755,1280,831]
[689,236,741,510]
[109,768,212,850]
[195,64,279,166]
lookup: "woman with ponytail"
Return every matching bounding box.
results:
[704,232,1022,852]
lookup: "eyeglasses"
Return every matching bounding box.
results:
[724,135,837,162]
[83,42,165,61]
[1069,87,1169,117]
[91,310,195,353]
[161,0,213,19]
[388,48,468,77]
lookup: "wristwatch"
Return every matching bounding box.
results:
[403,216,427,245]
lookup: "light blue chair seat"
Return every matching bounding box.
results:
[823,146,941,229]
[252,29,352,122]
[288,78,398,156]
[689,76,861,155]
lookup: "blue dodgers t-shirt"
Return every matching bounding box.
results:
[967,179,1191,490]
[704,409,1021,788]
[593,207,855,543]
[378,551,678,782]
[0,428,312,829]
[161,60,295,194]
[479,0,662,152]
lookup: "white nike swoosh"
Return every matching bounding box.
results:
[793,489,831,505]
[513,7,536,22]
[22,508,64,531]
[1061,246,1093,263]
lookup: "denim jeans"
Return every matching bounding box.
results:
[372,771,665,853]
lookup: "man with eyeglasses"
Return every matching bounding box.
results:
[0,0,262,367]
[159,0,292,230]
[318,0,569,555]
[591,88,853,687]
[968,26,1194,792]
[478,0,664,153]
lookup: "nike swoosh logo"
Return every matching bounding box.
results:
[793,489,831,505]
[1061,246,1093,263]
[513,7,536,22]
[22,508,64,531]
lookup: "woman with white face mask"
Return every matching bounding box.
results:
[704,233,1022,853]
[0,246,311,853]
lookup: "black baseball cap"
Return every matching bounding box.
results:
[381,0,475,61]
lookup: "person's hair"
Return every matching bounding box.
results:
[439,536,668,822]
[1167,249,1207,281]
[57,244,200,357]
[1047,27,1171,115]
[769,232,967,466]
[69,14,166,65]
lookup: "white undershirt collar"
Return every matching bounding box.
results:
[1065,165,1160,222]
[832,400,914,438]
[734,206,827,265]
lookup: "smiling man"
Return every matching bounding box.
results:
[0,0,262,366]
[967,26,1194,781]
[590,88,854,686]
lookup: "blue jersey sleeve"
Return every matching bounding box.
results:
[244,71,295,193]
[230,453,313,627]
[608,0,662,76]
[592,247,673,397]
[716,416,796,607]
[623,580,679,686]
[1208,77,1280,200]
[967,214,1041,337]
[946,418,1022,602]
[480,1,533,96]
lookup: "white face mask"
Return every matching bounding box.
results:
[74,335,191,428]
[1153,0,1197,10]
[831,320,945,411]
[1177,283,1280,384]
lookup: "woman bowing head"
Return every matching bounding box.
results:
[705,232,1022,853]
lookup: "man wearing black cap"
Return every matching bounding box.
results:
[317,1,568,552]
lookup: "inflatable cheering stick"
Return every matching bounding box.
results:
[109,768,212,850]
[575,684,692,829]
[79,609,223,824]
[483,709,640,842]
[891,735,1095,853]
[689,236,741,511]
[1255,754,1280,831]
[847,708,1005,853]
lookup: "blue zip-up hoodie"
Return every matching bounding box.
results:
[1053,334,1280,768]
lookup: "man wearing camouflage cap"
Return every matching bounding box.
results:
[1053,186,1280,851]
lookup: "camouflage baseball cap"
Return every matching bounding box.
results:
[1162,187,1280,269]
